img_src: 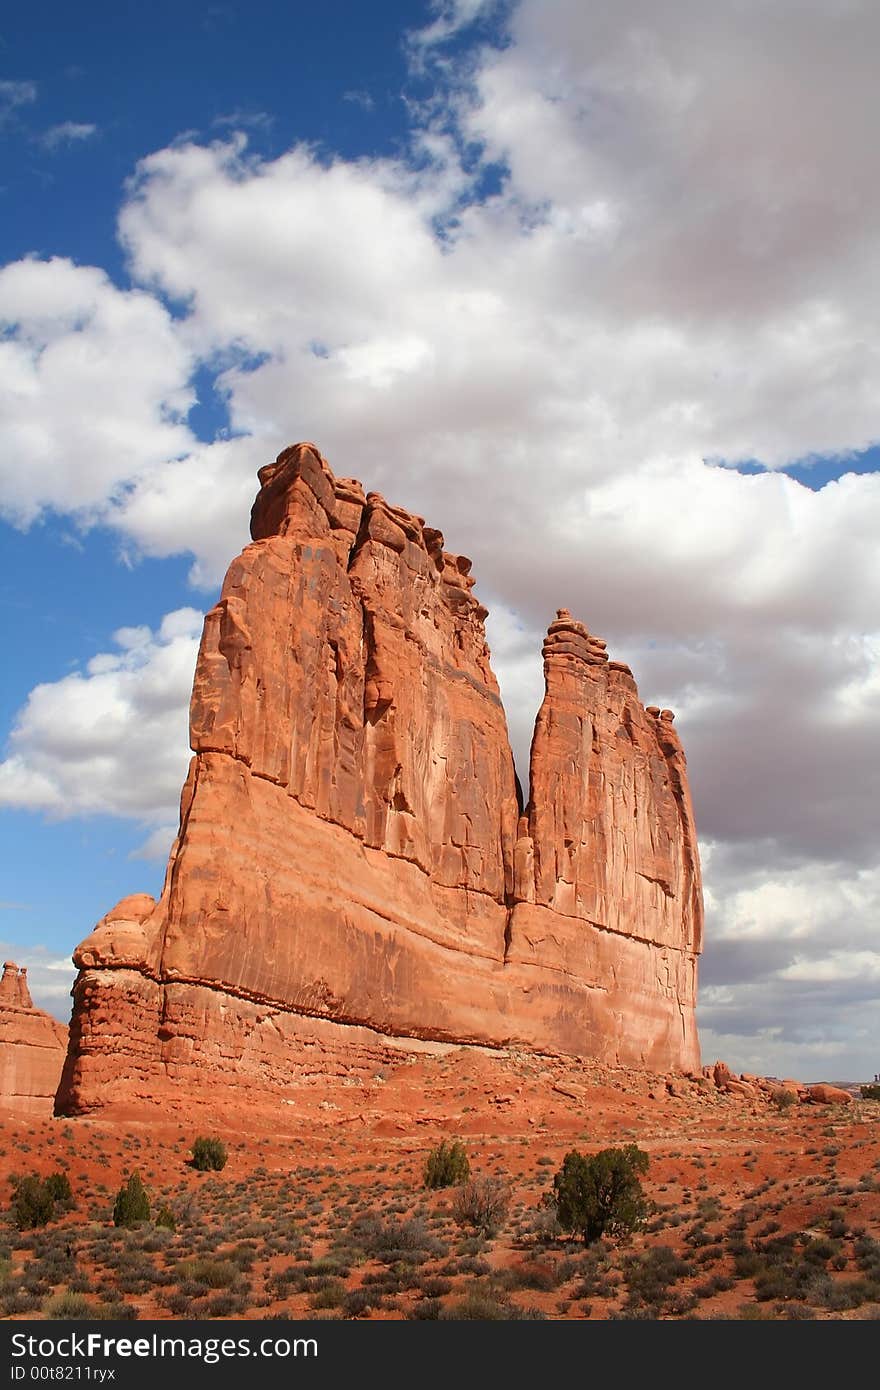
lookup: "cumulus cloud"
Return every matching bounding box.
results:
[2,0,879,1075]
[0,610,203,842]
[0,257,195,526]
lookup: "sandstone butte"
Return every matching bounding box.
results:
[0,961,67,1111]
[56,443,704,1114]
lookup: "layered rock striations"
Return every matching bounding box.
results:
[57,444,703,1112]
[0,962,68,1111]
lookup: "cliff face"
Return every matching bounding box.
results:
[57,444,703,1112]
[0,962,68,1112]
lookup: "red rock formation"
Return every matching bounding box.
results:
[0,961,67,1112]
[805,1083,853,1105]
[57,443,703,1113]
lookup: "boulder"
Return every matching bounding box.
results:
[805,1083,853,1105]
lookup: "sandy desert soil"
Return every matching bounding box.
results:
[2,1048,878,1321]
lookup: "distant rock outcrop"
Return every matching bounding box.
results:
[0,961,67,1111]
[56,444,704,1113]
[700,1063,857,1108]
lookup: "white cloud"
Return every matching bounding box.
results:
[129,824,179,862]
[0,257,195,526]
[697,851,880,1079]
[0,610,203,829]
[410,0,499,55]
[2,0,880,1076]
[0,80,37,127]
[342,90,375,112]
[212,110,273,132]
[40,121,98,150]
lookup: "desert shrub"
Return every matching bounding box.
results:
[419,1275,453,1297]
[452,1178,510,1238]
[782,1302,817,1319]
[696,1197,722,1221]
[803,1236,838,1264]
[43,1291,92,1320]
[770,1089,797,1111]
[163,1291,193,1315]
[348,1212,442,1265]
[817,1279,874,1312]
[3,1290,40,1315]
[191,1137,228,1172]
[408,1296,442,1319]
[309,1279,346,1310]
[97,1300,139,1321]
[205,1292,247,1317]
[175,1258,237,1289]
[361,1268,418,1295]
[552,1145,649,1244]
[342,1287,376,1317]
[860,1084,880,1101]
[854,1235,880,1280]
[155,1205,176,1232]
[452,1254,491,1275]
[113,1172,150,1228]
[502,1259,562,1292]
[424,1139,470,1189]
[439,1286,515,1320]
[571,1246,618,1299]
[227,1242,256,1269]
[528,1204,563,1244]
[10,1176,56,1231]
[623,1246,695,1315]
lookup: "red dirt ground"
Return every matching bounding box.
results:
[2,1048,878,1321]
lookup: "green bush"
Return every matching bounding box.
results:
[552,1145,650,1244]
[424,1139,470,1189]
[11,1176,55,1230]
[113,1172,150,1228]
[860,1084,880,1101]
[44,1172,73,1204]
[191,1137,228,1172]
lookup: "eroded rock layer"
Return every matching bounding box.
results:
[57,444,703,1112]
[0,962,68,1111]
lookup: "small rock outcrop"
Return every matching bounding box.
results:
[0,962,67,1111]
[56,444,704,1112]
[702,1063,856,1108]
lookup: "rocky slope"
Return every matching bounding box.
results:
[57,444,703,1112]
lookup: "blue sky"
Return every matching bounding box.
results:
[2,1,879,1080]
[1,0,442,960]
